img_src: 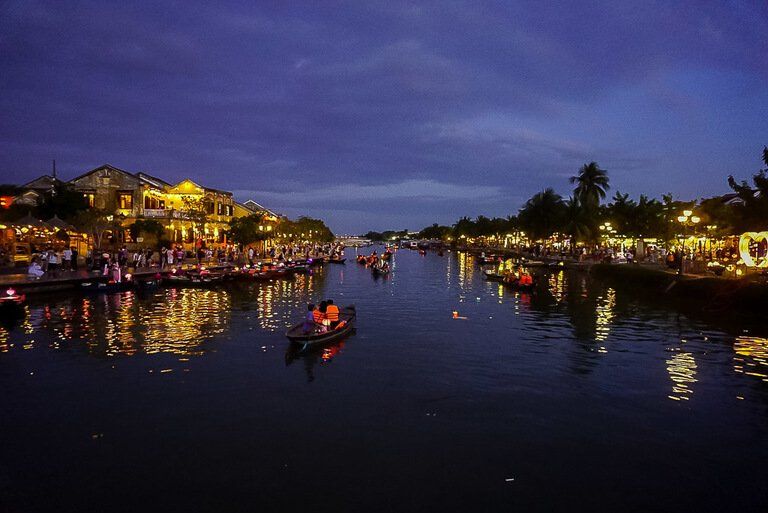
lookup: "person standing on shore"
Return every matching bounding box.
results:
[62,246,72,271]
[47,249,59,277]
[71,247,78,271]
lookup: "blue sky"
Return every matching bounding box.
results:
[1,1,766,233]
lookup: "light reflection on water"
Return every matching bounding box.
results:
[0,250,767,395]
[666,350,698,401]
[1,247,768,511]
[734,336,768,382]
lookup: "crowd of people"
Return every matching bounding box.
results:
[25,246,79,278]
[20,241,345,280]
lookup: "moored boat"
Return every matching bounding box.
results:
[80,280,135,293]
[163,269,225,287]
[0,287,27,316]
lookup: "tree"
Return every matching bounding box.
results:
[33,183,90,221]
[229,214,271,245]
[180,196,208,239]
[70,209,125,249]
[562,196,593,245]
[726,147,768,231]
[418,223,452,240]
[128,219,166,247]
[570,162,610,209]
[281,217,334,242]
[518,188,566,240]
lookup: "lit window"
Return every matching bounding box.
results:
[119,193,133,210]
[84,193,95,207]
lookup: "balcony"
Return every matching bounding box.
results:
[142,208,191,219]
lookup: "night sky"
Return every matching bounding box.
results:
[1,1,767,233]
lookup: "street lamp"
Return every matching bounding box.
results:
[676,210,700,276]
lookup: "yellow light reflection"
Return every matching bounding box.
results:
[734,336,768,382]
[666,351,697,401]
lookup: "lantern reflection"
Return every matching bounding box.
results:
[733,336,768,382]
[666,351,698,401]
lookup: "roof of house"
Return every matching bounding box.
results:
[241,199,278,217]
[22,175,62,190]
[136,172,172,190]
[68,163,138,184]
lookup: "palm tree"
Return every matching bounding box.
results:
[518,188,565,241]
[562,196,592,245]
[570,162,610,208]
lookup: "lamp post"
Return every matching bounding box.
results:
[675,210,700,276]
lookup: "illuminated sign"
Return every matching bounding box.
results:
[739,232,768,268]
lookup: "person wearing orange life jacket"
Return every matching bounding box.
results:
[325,299,340,328]
[313,301,327,331]
[518,270,534,286]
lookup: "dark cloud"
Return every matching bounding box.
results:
[1,0,767,232]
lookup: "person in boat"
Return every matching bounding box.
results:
[518,267,534,287]
[313,301,327,332]
[325,299,340,328]
[303,303,317,334]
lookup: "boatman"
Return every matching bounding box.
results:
[325,299,340,328]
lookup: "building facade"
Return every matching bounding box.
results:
[19,164,246,249]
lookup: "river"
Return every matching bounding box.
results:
[1,247,766,512]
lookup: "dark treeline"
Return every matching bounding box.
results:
[416,147,768,244]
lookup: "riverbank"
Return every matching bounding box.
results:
[589,263,768,318]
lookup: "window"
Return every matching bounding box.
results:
[159,199,165,209]
[83,193,95,208]
[144,196,151,209]
[217,202,222,215]
[118,192,133,210]
[205,201,214,214]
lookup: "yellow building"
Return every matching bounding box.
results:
[66,164,235,248]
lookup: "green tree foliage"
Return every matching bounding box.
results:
[726,146,768,231]
[570,162,610,209]
[363,230,408,241]
[281,216,334,242]
[180,196,208,235]
[228,214,271,245]
[518,188,565,240]
[562,196,593,244]
[128,219,166,247]
[418,223,452,240]
[451,216,517,239]
[70,210,126,249]
[14,183,90,222]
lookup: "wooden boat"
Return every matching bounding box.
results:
[80,280,135,293]
[381,252,392,261]
[163,271,224,287]
[482,269,505,282]
[286,306,356,345]
[0,287,26,317]
[501,279,536,292]
[371,266,390,276]
[356,255,366,264]
[136,276,162,289]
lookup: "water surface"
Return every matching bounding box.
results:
[1,248,766,512]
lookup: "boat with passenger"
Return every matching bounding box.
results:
[286,304,356,346]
